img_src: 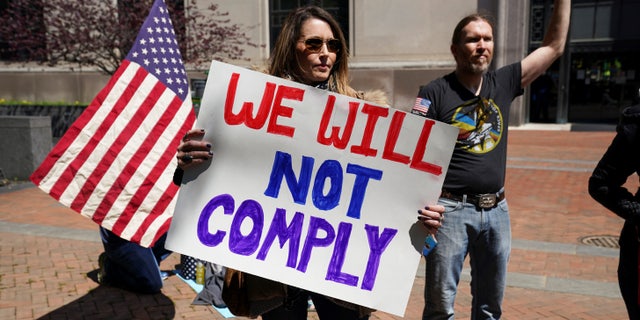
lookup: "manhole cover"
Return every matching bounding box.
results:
[580,235,619,249]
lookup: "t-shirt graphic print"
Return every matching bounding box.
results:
[451,96,503,154]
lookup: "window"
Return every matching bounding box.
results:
[571,1,614,40]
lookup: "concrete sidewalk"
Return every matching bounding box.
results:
[0,129,633,319]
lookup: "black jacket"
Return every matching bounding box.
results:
[589,104,640,225]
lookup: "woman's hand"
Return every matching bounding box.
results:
[418,204,445,234]
[176,128,213,170]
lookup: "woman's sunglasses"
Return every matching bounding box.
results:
[301,38,341,53]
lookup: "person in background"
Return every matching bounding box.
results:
[589,88,640,320]
[97,227,171,294]
[412,1,571,319]
[174,5,444,320]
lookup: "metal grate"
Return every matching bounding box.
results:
[530,5,546,42]
[580,235,620,249]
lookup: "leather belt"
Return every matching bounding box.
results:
[440,189,506,209]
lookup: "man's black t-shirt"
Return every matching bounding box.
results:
[412,63,523,194]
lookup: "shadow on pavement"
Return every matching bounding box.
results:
[36,270,176,320]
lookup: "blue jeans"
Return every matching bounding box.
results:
[100,227,172,294]
[423,196,511,320]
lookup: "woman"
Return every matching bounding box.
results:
[175,5,444,319]
[268,6,357,97]
[589,91,640,320]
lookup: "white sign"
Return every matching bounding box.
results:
[166,60,457,316]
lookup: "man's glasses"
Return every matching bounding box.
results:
[300,38,341,53]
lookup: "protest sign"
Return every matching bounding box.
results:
[166,60,457,316]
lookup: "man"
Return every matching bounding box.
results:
[589,89,640,319]
[97,227,172,294]
[412,1,571,319]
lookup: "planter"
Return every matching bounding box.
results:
[0,104,87,138]
[0,116,52,180]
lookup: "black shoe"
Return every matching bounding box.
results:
[97,252,108,285]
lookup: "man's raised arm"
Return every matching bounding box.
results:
[521,0,571,88]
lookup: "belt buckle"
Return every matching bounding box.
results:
[477,194,496,208]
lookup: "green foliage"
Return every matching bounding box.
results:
[0,99,85,106]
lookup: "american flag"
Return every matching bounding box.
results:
[412,97,431,116]
[30,0,196,247]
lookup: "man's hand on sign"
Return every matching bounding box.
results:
[177,128,213,169]
[417,205,444,234]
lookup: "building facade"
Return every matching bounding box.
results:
[2,0,639,126]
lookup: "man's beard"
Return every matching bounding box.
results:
[464,60,490,74]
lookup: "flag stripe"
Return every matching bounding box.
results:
[85,82,177,225]
[76,81,166,220]
[35,67,134,202]
[127,112,194,243]
[129,175,178,243]
[103,95,193,235]
[57,66,150,205]
[49,65,147,202]
[70,78,167,214]
[138,195,177,246]
[30,64,130,187]
[108,95,194,235]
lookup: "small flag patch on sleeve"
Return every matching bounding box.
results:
[411,97,431,116]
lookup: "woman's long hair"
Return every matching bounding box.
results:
[268,6,356,97]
